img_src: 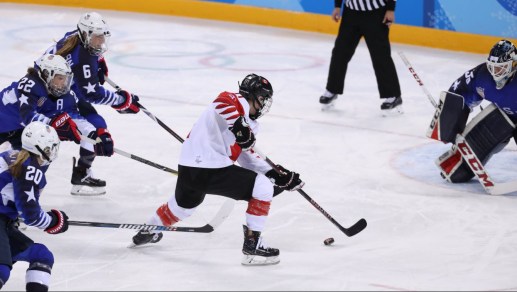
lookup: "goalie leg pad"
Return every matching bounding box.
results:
[463,103,515,163]
[427,91,469,143]
[437,104,515,183]
[436,146,474,183]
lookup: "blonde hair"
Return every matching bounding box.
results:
[9,150,32,179]
[56,34,81,57]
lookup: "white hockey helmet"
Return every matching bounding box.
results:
[77,12,111,56]
[22,121,60,165]
[35,54,73,97]
[486,39,517,89]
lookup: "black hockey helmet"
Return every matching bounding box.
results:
[486,39,517,89]
[239,73,273,120]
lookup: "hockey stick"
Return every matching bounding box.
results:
[398,51,517,195]
[112,147,178,175]
[397,51,438,108]
[455,134,517,195]
[80,135,178,175]
[104,76,185,143]
[69,199,235,232]
[253,148,367,237]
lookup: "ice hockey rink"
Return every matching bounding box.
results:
[1,3,517,291]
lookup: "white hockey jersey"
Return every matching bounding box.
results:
[179,91,272,174]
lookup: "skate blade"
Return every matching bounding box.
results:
[241,255,280,266]
[321,102,336,111]
[127,241,157,249]
[71,185,106,196]
[381,105,404,117]
[127,242,142,249]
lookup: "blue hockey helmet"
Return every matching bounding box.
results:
[486,39,517,89]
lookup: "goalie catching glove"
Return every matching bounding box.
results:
[265,164,305,191]
[230,116,255,151]
[49,112,81,144]
[113,89,140,114]
[44,209,69,234]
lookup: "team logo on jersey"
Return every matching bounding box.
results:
[37,97,47,107]
[476,87,485,98]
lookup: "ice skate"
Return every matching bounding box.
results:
[241,225,280,266]
[319,91,338,111]
[128,230,163,248]
[70,157,106,196]
[381,96,403,116]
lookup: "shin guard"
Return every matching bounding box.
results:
[26,262,51,292]
[156,203,180,227]
[246,199,271,232]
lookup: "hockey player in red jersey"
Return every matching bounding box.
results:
[130,74,304,266]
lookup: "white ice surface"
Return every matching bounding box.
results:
[1,3,517,291]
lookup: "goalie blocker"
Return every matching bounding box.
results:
[436,103,515,183]
[427,91,470,143]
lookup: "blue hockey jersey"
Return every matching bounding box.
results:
[0,150,52,229]
[45,30,122,106]
[36,89,82,121]
[449,63,517,122]
[0,72,61,133]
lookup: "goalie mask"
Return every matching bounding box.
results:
[486,39,517,89]
[22,121,60,166]
[239,74,273,120]
[35,54,73,97]
[77,12,111,56]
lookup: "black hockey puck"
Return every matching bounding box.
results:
[324,237,334,246]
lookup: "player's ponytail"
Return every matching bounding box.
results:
[56,34,81,57]
[9,150,31,179]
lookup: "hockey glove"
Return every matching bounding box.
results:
[265,164,305,191]
[88,128,114,156]
[230,116,255,151]
[112,90,140,114]
[44,209,69,234]
[50,112,81,144]
[97,57,108,85]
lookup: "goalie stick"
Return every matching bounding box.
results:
[69,199,235,233]
[253,147,367,237]
[80,135,178,175]
[105,76,185,143]
[455,134,517,195]
[397,51,438,108]
[398,51,517,195]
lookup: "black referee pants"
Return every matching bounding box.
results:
[325,7,401,99]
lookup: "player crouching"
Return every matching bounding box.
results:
[129,74,304,266]
[428,39,517,184]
